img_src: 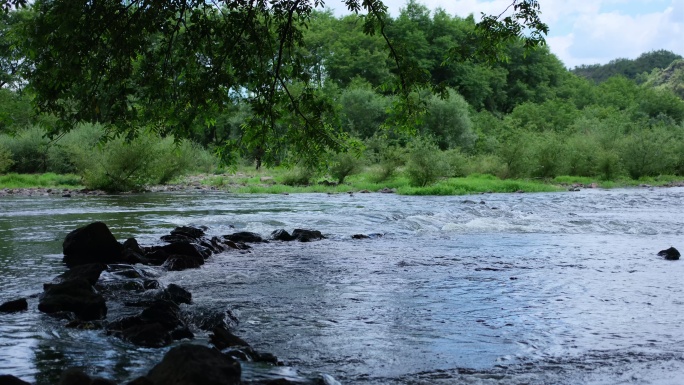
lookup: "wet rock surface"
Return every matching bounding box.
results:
[0,298,28,313]
[658,246,680,260]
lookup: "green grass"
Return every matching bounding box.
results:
[0,173,83,189]
[398,175,561,196]
[4,169,684,196]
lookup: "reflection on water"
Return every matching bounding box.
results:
[1,188,684,384]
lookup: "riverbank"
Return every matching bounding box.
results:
[2,171,684,196]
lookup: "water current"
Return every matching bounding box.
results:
[1,188,684,384]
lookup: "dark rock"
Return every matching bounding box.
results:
[171,327,195,340]
[0,374,32,385]
[0,298,28,313]
[145,344,241,385]
[210,327,250,350]
[55,263,107,286]
[39,279,107,320]
[162,254,204,271]
[222,239,251,250]
[62,222,123,267]
[224,232,266,243]
[658,246,680,260]
[143,279,161,290]
[65,320,103,330]
[165,284,192,305]
[120,323,173,348]
[108,264,148,279]
[171,226,205,239]
[271,229,295,241]
[140,300,182,330]
[291,229,325,242]
[59,368,117,385]
[182,307,239,331]
[161,234,197,244]
[145,242,209,266]
[121,238,146,264]
[351,234,369,239]
[127,377,154,385]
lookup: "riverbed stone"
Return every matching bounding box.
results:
[39,278,107,320]
[164,284,192,305]
[55,263,107,286]
[658,246,680,260]
[144,344,241,385]
[291,229,325,242]
[59,368,117,385]
[0,298,28,313]
[145,242,209,266]
[271,229,295,241]
[0,374,32,385]
[224,232,266,243]
[210,326,250,349]
[62,222,123,267]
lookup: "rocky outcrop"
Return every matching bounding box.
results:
[62,222,124,267]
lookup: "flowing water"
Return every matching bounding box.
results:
[1,188,684,384]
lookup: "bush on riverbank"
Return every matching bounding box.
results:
[0,124,216,192]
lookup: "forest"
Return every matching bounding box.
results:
[1,0,684,193]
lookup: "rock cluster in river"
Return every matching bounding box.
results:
[1,221,339,385]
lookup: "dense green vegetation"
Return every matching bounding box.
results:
[572,50,682,84]
[0,1,683,193]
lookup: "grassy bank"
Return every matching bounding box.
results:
[2,169,683,195]
[0,173,83,189]
[191,167,684,195]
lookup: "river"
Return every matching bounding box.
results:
[1,188,684,384]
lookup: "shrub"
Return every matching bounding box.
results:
[64,126,214,192]
[281,166,317,186]
[530,131,568,178]
[0,143,13,173]
[365,137,407,182]
[464,154,507,178]
[496,130,533,179]
[405,136,449,187]
[0,125,50,173]
[443,148,468,177]
[565,133,601,177]
[329,151,364,184]
[620,127,676,179]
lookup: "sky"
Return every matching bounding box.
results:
[328,0,684,69]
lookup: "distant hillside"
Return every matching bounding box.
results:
[572,50,682,83]
[643,59,684,99]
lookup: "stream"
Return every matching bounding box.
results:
[1,188,684,384]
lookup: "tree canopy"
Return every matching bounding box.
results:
[3,0,547,166]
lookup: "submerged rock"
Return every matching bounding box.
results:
[55,263,107,286]
[39,278,107,320]
[143,344,241,385]
[658,247,680,260]
[62,222,124,267]
[59,368,117,385]
[210,327,250,350]
[271,229,325,242]
[0,298,28,313]
[0,374,32,385]
[224,232,266,243]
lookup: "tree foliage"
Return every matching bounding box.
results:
[6,0,548,167]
